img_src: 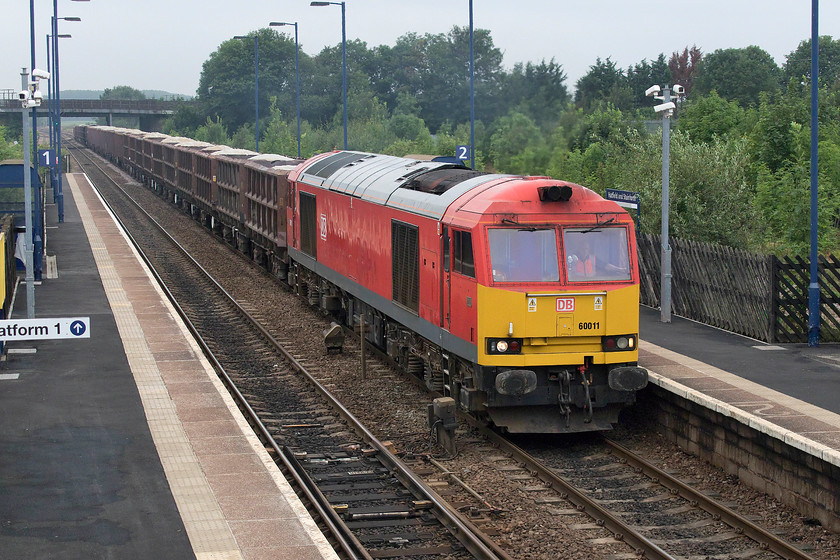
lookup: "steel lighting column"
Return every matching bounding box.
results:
[646,84,678,323]
[53,0,89,223]
[46,30,71,200]
[21,69,36,318]
[808,0,821,346]
[52,11,63,222]
[270,21,301,157]
[46,33,53,191]
[469,0,475,169]
[311,1,347,150]
[660,86,672,323]
[234,35,260,151]
[30,1,39,181]
[52,8,85,223]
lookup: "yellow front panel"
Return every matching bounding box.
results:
[477,283,640,366]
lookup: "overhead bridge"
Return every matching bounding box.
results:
[0,98,180,131]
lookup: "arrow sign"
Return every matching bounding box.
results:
[0,317,90,341]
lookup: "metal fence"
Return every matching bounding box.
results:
[637,233,840,343]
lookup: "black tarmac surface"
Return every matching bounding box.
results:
[0,193,194,559]
[640,305,840,415]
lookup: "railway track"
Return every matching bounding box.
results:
[463,420,819,560]
[69,143,508,560]
[68,141,828,560]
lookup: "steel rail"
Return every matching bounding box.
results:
[461,415,677,560]
[602,437,818,560]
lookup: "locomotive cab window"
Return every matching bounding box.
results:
[563,227,631,282]
[452,230,475,278]
[488,228,559,282]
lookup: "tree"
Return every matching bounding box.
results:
[416,27,505,132]
[503,59,569,128]
[163,103,205,138]
[197,28,303,132]
[668,46,702,96]
[0,125,22,161]
[626,55,671,109]
[678,91,745,143]
[193,117,230,145]
[568,104,628,151]
[784,35,840,89]
[487,111,547,174]
[749,90,807,173]
[693,46,781,107]
[100,85,146,100]
[574,58,633,111]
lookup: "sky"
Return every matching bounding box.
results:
[3,1,840,98]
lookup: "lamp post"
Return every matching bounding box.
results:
[45,32,69,199]
[19,68,46,317]
[234,35,260,151]
[468,0,475,170]
[646,84,682,323]
[269,21,301,158]
[30,1,38,181]
[51,5,85,223]
[311,1,347,150]
[808,0,820,346]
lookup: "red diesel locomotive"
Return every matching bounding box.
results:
[287,151,647,433]
[76,125,647,433]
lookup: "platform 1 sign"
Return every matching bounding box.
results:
[0,317,90,341]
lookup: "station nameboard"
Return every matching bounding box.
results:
[0,317,90,341]
[605,188,641,227]
[605,188,640,209]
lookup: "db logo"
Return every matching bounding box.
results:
[556,297,575,312]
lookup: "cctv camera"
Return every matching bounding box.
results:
[654,101,676,113]
[672,84,684,95]
[32,91,43,101]
[645,85,661,97]
[18,90,28,101]
[32,68,51,80]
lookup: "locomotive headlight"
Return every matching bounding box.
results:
[487,338,523,355]
[602,335,637,352]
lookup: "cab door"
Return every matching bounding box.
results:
[441,225,451,330]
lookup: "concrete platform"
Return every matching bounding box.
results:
[639,306,840,468]
[0,173,338,560]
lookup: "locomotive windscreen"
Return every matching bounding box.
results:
[402,168,488,195]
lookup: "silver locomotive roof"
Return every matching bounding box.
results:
[296,151,505,220]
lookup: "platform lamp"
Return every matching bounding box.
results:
[468,0,475,170]
[51,7,85,224]
[234,35,260,151]
[645,84,683,324]
[269,21,300,158]
[19,68,48,317]
[310,1,346,150]
[45,31,71,202]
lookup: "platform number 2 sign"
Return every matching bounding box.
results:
[320,214,328,240]
[456,145,471,161]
